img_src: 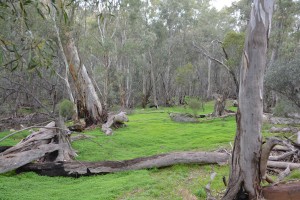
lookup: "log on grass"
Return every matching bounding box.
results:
[169,113,199,123]
[262,181,300,200]
[102,112,128,135]
[0,121,76,174]
[17,151,230,177]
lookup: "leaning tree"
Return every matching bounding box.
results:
[223,0,275,199]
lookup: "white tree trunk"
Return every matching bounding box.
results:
[223,1,275,199]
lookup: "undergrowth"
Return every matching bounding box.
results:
[0,102,294,200]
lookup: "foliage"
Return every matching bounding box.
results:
[175,63,194,87]
[265,58,300,108]
[273,97,300,117]
[222,31,245,70]
[186,97,204,117]
[58,99,74,120]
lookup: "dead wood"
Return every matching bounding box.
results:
[262,181,300,200]
[269,126,299,133]
[17,151,230,177]
[169,113,199,123]
[269,151,297,161]
[269,117,300,125]
[0,121,76,174]
[267,161,300,170]
[101,112,128,135]
[0,146,12,153]
[261,137,285,183]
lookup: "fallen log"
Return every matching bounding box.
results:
[0,121,76,174]
[169,113,199,123]
[267,161,300,170]
[262,181,300,200]
[101,112,128,135]
[0,146,11,153]
[17,151,230,177]
[269,126,299,133]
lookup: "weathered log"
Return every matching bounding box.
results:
[269,117,300,125]
[17,151,230,177]
[169,113,199,123]
[0,146,12,153]
[267,161,300,170]
[262,181,300,200]
[101,112,128,135]
[0,121,76,174]
[260,137,284,183]
[269,126,299,133]
[269,151,296,161]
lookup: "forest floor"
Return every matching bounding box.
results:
[1,102,300,200]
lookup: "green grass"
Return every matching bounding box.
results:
[0,102,290,200]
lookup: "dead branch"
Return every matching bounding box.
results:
[269,151,297,161]
[260,137,285,183]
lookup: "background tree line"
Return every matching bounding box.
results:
[0,0,299,122]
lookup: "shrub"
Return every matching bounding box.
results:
[58,99,74,120]
[187,97,204,117]
[273,97,300,117]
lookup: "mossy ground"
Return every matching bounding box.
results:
[0,101,298,199]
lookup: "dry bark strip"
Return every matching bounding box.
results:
[17,152,229,177]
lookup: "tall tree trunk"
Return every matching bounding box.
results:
[149,50,158,107]
[223,1,274,199]
[207,58,212,99]
[64,33,104,125]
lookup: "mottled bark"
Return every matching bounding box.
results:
[64,33,104,125]
[223,1,275,199]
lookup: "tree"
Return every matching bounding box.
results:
[265,58,300,108]
[223,1,275,199]
[48,1,104,125]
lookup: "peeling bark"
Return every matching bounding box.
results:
[222,1,275,199]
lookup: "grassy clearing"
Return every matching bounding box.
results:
[0,102,296,199]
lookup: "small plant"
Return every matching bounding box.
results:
[187,97,204,117]
[58,99,74,120]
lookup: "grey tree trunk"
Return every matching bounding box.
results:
[223,1,275,199]
[64,33,104,125]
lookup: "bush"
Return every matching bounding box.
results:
[58,99,74,120]
[273,97,300,117]
[187,97,204,117]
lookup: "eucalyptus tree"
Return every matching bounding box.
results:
[43,0,105,125]
[223,1,275,199]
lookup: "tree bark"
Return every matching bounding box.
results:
[17,151,229,177]
[64,33,104,125]
[0,121,76,174]
[101,112,129,135]
[222,1,275,199]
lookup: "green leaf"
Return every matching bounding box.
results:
[11,62,19,72]
[24,0,33,6]
[36,7,45,19]
[63,10,68,24]
[28,59,37,70]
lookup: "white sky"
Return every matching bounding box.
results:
[211,0,237,10]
